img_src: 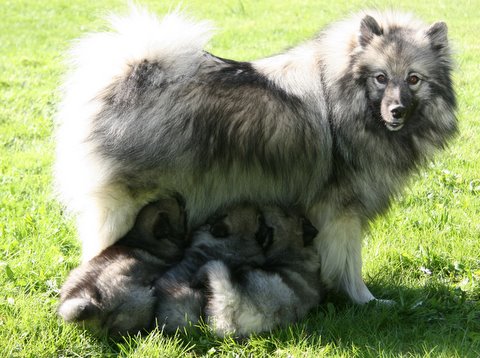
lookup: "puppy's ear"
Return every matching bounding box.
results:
[255,214,274,249]
[133,204,166,239]
[206,213,229,238]
[301,217,318,246]
[209,221,230,238]
[359,15,383,47]
[58,297,100,322]
[134,198,186,240]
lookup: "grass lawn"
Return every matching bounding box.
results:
[1,0,479,356]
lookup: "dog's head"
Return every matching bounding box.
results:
[354,13,454,132]
[205,203,262,238]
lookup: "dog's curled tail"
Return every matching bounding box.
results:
[106,5,214,67]
[62,6,214,104]
[55,6,213,213]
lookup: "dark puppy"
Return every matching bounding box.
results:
[58,198,186,335]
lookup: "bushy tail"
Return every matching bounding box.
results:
[62,5,214,109]
[55,6,213,215]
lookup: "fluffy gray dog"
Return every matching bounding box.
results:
[58,198,322,336]
[55,7,457,304]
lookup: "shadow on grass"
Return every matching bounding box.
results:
[267,280,480,357]
[184,279,479,356]
[80,279,480,356]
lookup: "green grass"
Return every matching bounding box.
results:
[1,0,479,356]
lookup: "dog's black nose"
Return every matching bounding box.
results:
[390,105,405,119]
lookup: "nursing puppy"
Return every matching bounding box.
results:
[57,198,187,334]
[55,7,457,304]
[200,206,322,336]
[58,199,322,336]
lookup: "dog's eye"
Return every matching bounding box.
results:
[407,75,420,86]
[375,74,387,85]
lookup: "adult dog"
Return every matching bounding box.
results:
[55,7,457,304]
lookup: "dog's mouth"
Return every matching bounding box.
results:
[384,120,404,131]
[381,107,407,132]
[380,101,411,132]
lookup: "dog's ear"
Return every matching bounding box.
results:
[426,21,448,52]
[209,221,230,238]
[359,15,383,47]
[133,204,164,239]
[301,217,318,246]
[135,199,185,240]
[255,214,274,250]
[206,213,229,238]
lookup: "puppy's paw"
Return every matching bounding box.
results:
[58,297,99,322]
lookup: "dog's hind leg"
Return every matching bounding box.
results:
[77,187,145,262]
[309,207,377,304]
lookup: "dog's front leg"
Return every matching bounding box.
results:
[308,207,377,304]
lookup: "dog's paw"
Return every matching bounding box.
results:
[370,298,396,306]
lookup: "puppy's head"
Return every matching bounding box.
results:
[206,203,261,238]
[119,196,187,261]
[58,247,160,336]
[260,207,318,251]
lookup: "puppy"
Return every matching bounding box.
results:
[58,198,186,335]
[199,206,322,336]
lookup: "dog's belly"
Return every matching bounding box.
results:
[129,161,329,228]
